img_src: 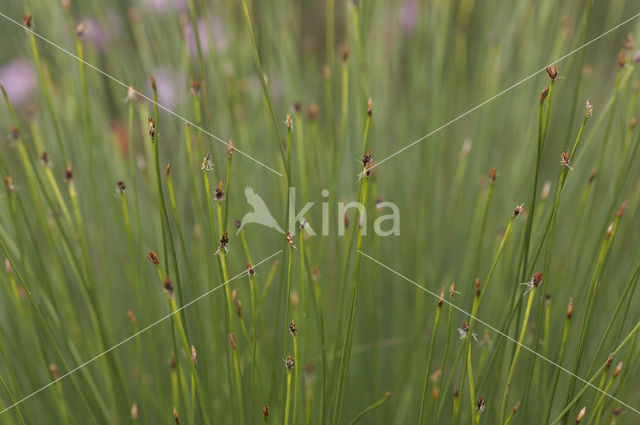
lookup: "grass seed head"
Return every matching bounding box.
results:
[342,46,351,62]
[131,402,138,420]
[476,395,486,413]
[148,117,156,138]
[76,23,84,38]
[489,167,497,182]
[227,139,234,159]
[191,345,197,366]
[624,33,633,50]
[513,204,524,217]
[286,231,296,249]
[438,286,445,307]
[49,364,60,380]
[173,406,180,424]
[65,164,73,183]
[585,99,593,119]
[263,404,270,418]
[215,180,224,200]
[127,309,136,323]
[248,262,255,277]
[289,320,297,336]
[5,175,16,193]
[285,113,293,129]
[575,406,586,424]
[546,64,558,80]
[475,278,481,297]
[323,64,331,79]
[236,300,242,318]
[567,297,573,319]
[616,201,627,218]
[449,283,456,299]
[150,75,157,92]
[117,181,126,194]
[367,97,373,116]
[613,362,623,377]
[540,180,551,200]
[22,14,33,29]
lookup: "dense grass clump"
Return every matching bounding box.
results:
[1,0,640,424]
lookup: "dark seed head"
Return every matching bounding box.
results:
[532,272,544,288]
[147,250,160,265]
[567,297,573,319]
[263,404,270,418]
[289,320,297,336]
[618,49,626,68]
[22,14,33,29]
[285,353,295,370]
[65,164,73,183]
[163,275,174,297]
[540,86,549,103]
[228,333,237,351]
[546,64,558,80]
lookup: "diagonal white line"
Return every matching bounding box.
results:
[0,250,282,415]
[0,11,283,177]
[358,10,640,177]
[357,249,640,414]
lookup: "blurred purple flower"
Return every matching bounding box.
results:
[82,19,110,51]
[401,0,418,33]
[183,15,228,60]
[142,0,188,15]
[150,68,186,109]
[0,59,36,107]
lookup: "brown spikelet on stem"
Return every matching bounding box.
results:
[163,275,174,298]
[605,353,614,370]
[513,204,524,217]
[147,250,160,265]
[285,353,295,370]
[227,139,234,159]
[616,201,627,218]
[367,97,373,116]
[232,289,237,302]
[449,283,456,299]
[489,167,497,182]
[148,117,156,138]
[9,127,19,141]
[512,401,520,414]
[65,164,73,183]
[618,50,626,68]
[215,181,224,200]
[248,262,255,277]
[540,86,549,103]
[191,345,197,366]
[585,99,593,119]
[127,309,136,323]
[173,406,180,425]
[606,222,614,239]
[546,64,558,80]
[623,33,633,50]
[263,404,270,418]
[117,181,126,194]
[532,272,544,287]
[613,362,623,377]
[228,333,237,351]
[453,385,459,398]
[575,407,586,423]
[567,297,573,319]
[49,364,60,380]
[476,395,486,413]
[22,14,32,28]
[289,320,297,336]
[475,278,481,297]
[189,80,200,95]
[286,232,297,249]
[341,46,351,62]
[438,286,445,307]
[285,113,293,129]
[588,169,597,185]
[236,300,242,318]
[75,23,84,37]
[322,65,331,79]
[150,76,157,92]
[5,176,16,193]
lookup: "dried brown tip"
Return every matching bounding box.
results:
[232,289,237,302]
[285,353,295,370]
[9,127,19,141]
[127,309,136,323]
[585,99,593,119]
[148,117,156,138]
[236,300,242,318]
[169,353,176,369]
[630,117,638,130]
[540,181,551,201]
[306,103,320,120]
[475,278,481,297]
[561,151,571,168]
[384,391,392,399]
[341,46,351,62]
[588,169,597,184]
[532,272,544,288]
[546,64,558,80]
[227,139,234,159]
[540,86,549,103]
[575,406,586,424]
[545,293,551,307]
[489,167,497,183]
[166,163,171,177]
[513,204,525,217]
[191,345,197,366]
[449,283,456,299]
[613,362,623,377]
[163,275,174,298]
[215,180,224,200]
[22,14,33,29]
[323,64,331,79]
[291,291,299,308]
[285,113,293,129]
[147,250,160,266]
[567,297,573,319]
[173,406,180,424]
[616,201,627,218]
[117,181,126,194]
[618,49,626,68]
[228,333,237,351]
[49,364,60,380]
[76,23,84,37]
[289,320,297,336]
[512,401,520,413]
[263,404,270,418]
[65,164,73,183]
[150,75,157,92]
[613,406,621,417]
[367,97,373,116]
[438,286,445,307]
[312,267,320,282]
[248,262,255,277]
[131,402,138,420]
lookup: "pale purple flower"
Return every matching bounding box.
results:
[183,15,228,59]
[401,0,418,33]
[142,0,188,15]
[82,19,110,51]
[149,68,186,109]
[0,59,36,106]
